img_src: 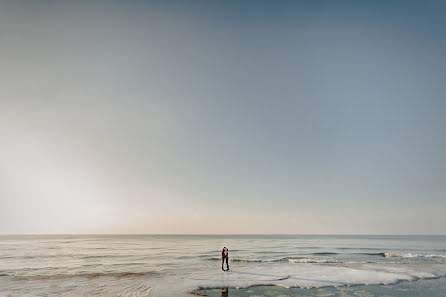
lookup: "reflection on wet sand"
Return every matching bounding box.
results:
[221,288,228,297]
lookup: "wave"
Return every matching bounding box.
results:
[388,253,446,259]
[206,257,300,262]
[358,252,390,257]
[424,254,446,258]
[194,274,446,292]
[313,252,446,259]
[204,251,446,262]
[231,258,274,262]
[206,256,335,263]
[310,252,446,259]
[206,252,446,261]
[11,271,158,281]
[287,258,337,263]
[191,265,446,292]
[337,247,383,250]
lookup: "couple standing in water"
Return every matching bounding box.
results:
[221,247,229,271]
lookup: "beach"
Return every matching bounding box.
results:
[0,235,445,296]
[204,278,446,297]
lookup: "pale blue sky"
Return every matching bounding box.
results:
[1,0,445,234]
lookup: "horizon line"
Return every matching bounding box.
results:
[1,233,445,236]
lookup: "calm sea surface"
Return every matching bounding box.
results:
[0,235,445,296]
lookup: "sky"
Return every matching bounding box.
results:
[0,0,445,235]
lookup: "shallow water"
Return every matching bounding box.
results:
[205,278,446,297]
[0,235,445,296]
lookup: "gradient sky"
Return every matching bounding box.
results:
[1,0,445,234]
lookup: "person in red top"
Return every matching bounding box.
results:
[221,247,229,271]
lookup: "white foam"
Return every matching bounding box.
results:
[148,262,446,296]
[389,253,446,259]
[425,254,446,258]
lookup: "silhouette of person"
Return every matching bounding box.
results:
[221,247,229,271]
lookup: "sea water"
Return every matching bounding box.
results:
[0,235,445,296]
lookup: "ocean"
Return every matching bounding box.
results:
[0,235,445,296]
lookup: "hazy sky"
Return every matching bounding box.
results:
[1,0,445,234]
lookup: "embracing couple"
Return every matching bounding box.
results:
[221,247,229,271]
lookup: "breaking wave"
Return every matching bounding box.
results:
[205,252,446,263]
[360,252,390,257]
[206,256,336,263]
[388,253,446,259]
